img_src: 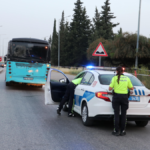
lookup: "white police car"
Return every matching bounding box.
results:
[45,67,150,127]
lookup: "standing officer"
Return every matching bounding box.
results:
[57,77,82,117]
[109,66,133,136]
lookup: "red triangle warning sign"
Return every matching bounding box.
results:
[92,42,108,57]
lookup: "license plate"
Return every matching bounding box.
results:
[24,77,33,80]
[128,96,140,102]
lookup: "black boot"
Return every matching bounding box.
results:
[57,109,61,115]
[112,131,120,136]
[120,130,126,136]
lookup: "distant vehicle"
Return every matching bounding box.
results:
[0,62,4,68]
[5,38,51,87]
[45,66,150,127]
[4,55,7,64]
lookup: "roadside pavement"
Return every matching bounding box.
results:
[0,68,3,73]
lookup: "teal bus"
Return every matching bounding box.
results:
[5,38,51,87]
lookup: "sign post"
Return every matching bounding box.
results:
[92,42,108,66]
[99,56,101,66]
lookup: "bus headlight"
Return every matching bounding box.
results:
[28,70,33,73]
[47,64,50,67]
[36,69,39,72]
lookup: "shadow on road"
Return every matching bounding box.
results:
[4,83,44,91]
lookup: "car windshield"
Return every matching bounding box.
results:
[11,42,49,62]
[99,74,143,86]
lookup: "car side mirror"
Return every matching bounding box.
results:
[59,78,66,83]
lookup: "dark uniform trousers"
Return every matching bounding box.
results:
[59,82,76,114]
[112,94,129,132]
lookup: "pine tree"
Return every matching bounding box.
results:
[118,28,123,35]
[59,11,66,66]
[91,7,104,42]
[51,19,58,65]
[62,22,71,66]
[48,35,52,45]
[67,0,91,66]
[100,0,119,40]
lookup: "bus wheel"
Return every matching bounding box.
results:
[6,82,10,86]
[38,86,43,88]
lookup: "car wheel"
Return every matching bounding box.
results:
[135,121,149,127]
[63,103,68,112]
[81,103,93,126]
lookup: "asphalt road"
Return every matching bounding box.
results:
[0,68,150,150]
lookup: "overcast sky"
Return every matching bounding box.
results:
[0,0,150,55]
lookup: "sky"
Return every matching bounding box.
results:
[0,0,150,56]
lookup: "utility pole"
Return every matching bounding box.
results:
[135,0,142,70]
[58,19,60,68]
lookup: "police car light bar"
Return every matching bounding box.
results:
[86,66,117,71]
[86,66,126,71]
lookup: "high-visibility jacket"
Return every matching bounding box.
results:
[109,75,133,94]
[72,78,82,85]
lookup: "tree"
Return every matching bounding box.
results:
[100,0,119,40]
[67,0,91,66]
[104,32,150,67]
[51,19,58,65]
[48,35,52,45]
[118,28,123,35]
[61,22,71,66]
[59,11,66,66]
[91,7,104,42]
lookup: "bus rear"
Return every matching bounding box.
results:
[5,38,51,86]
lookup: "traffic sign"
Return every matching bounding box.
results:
[0,57,2,62]
[92,42,108,57]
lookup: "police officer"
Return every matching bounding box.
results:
[57,77,82,117]
[109,66,133,136]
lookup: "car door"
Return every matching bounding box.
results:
[45,68,70,105]
[74,71,94,114]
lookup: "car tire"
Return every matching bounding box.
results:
[135,121,149,127]
[81,103,93,126]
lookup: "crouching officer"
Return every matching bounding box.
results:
[57,77,82,117]
[109,66,133,136]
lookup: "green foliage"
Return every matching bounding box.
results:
[59,11,66,66]
[66,0,91,66]
[51,19,58,65]
[91,7,104,42]
[48,35,52,45]
[100,0,119,40]
[104,32,150,67]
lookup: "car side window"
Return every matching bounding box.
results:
[75,72,86,79]
[50,70,68,84]
[88,75,94,85]
[81,72,93,85]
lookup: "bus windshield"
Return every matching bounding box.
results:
[11,42,49,62]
